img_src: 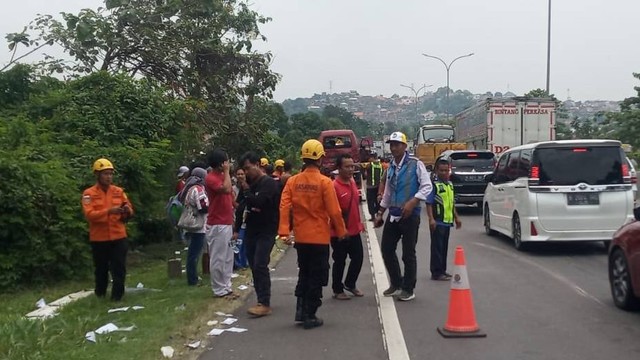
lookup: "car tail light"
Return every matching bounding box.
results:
[632,176,637,184]
[467,153,478,157]
[530,222,538,236]
[572,148,588,152]
[622,164,631,184]
[529,165,540,186]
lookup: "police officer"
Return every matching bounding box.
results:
[364,152,384,221]
[82,158,133,301]
[279,139,347,329]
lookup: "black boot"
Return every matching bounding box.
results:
[295,297,303,322]
[303,315,323,329]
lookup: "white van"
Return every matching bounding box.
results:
[483,140,634,250]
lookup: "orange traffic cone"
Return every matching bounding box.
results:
[437,246,486,338]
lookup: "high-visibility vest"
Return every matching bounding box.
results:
[367,162,383,188]
[433,181,454,224]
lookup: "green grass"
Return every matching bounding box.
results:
[0,241,285,360]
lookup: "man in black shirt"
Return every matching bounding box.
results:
[239,151,280,317]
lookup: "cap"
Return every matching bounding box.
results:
[386,131,407,144]
[177,166,189,178]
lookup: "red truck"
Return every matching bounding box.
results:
[318,129,370,201]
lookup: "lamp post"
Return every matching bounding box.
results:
[546,0,551,94]
[422,52,474,121]
[400,83,432,123]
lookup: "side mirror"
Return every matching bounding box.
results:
[634,206,640,221]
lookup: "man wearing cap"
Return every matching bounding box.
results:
[374,132,432,302]
[82,158,134,301]
[273,159,285,180]
[176,166,190,193]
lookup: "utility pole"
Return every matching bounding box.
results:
[546,0,552,94]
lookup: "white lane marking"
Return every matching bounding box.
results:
[362,202,410,360]
[473,242,605,306]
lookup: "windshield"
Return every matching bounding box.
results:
[535,146,624,185]
[322,136,353,149]
[451,152,495,172]
[422,128,454,142]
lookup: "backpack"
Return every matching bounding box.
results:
[165,194,184,227]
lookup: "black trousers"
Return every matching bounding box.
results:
[91,239,128,300]
[380,214,420,292]
[294,243,330,316]
[330,234,364,294]
[366,187,379,218]
[430,225,451,277]
[245,230,276,306]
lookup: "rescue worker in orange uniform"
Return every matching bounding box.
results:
[82,158,134,301]
[279,139,347,329]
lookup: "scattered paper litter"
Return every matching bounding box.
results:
[221,318,237,325]
[207,328,225,336]
[237,285,249,291]
[214,311,227,317]
[183,247,189,251]
[85,331,96,343]
[35,298,46,309]
[108,307,130,313]
[95,323,136,335]
[175,304,186,311]
[231,273,240,278]
[181,269,186,273]
[132,305,145,310]
[136,282,144,288]
[186,341,201,349]
[206,320,218,326]
[226,327,248,333]
[161,346,175,358]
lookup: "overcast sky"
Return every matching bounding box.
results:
[2,0,639,102]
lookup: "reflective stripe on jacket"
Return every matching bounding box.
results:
[82,184,133,241]
[433,181,454,224]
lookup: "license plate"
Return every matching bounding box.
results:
[567,193,599,206]
[465,175,484,182]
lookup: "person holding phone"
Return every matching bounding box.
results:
[82,158,134,301]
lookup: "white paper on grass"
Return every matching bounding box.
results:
[221,318,237,325]
[231,273,240,278]
[132,306,145,310]
[226,327,248,333]
[136,282,144,288]
[85,331,96,343]
[108,307,130,313]
[206,320,218,326]
[208,328,225,336]
[237,285,249,290]
[214,311,227,316]
[186,341,201,349]
[160,346,175,358]
[94,323,135,334]
[35,298,46,309]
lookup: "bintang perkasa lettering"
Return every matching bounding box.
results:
[295,183,319,192]
[493,109,550,115]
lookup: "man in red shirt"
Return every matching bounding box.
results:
[331,154,366,300]
[204,149,236,299]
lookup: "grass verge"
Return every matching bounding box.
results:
[0,241,288,360]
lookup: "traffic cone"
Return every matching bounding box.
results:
[437,246,486,338]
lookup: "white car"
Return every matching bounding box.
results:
[483,140,635,250]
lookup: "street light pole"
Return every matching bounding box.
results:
[546,0,552,94]
[400,83,433,123]
[422,52,474,121]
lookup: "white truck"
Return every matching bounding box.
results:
[455,97,556,155]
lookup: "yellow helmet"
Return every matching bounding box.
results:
[92,158,114,172]
[301,139,325,160]
[260,157,269,166]
[274,159,285,168]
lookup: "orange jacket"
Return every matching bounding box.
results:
[82,184,133,242]
[278,167,347,244]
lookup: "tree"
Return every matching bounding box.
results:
[7,0,279,136]
[606,73,640,149]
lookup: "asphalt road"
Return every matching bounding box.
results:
[199,204,640,360]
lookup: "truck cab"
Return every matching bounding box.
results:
[413,125,466,170]
[318,129,364,200]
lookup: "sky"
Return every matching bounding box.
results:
[1,0,639,102]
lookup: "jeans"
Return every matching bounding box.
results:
[186,232,205,285]
[330,234,363,294]
[429,224,451,278]
[91,239,128,300]
[245,230,276,306]
[381,214,420,292]
[294,243,330,317]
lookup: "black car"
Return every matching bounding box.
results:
[437,150,496,207]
